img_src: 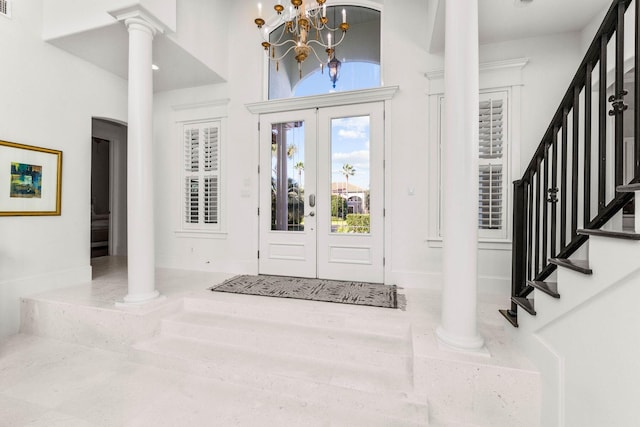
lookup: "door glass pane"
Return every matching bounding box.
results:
[271,121,305,231]
[330,115,370,234]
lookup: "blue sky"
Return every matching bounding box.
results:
[330,116,370,190]
[294,62,380,97]
[277,116,370,192]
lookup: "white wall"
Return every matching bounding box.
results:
[479,33,584,166]
[0,0,127,339]
[387,31,584,293]
[515,233,640,427]
[541,269,640,427]
[151,2,587,296]
[42,0,177,40]
[168,0,228,80]
[153,1,264,275]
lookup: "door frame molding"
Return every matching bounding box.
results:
[247,86,398,283]
[246,86,398,114]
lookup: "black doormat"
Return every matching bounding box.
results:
[211,275,397,309]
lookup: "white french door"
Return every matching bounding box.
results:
[258,102,384,282]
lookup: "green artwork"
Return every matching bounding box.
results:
[10,162,42,198]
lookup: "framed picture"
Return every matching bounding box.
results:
[0,140,62,216]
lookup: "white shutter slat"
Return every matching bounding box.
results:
[185,177,199,223]
[204,127,219,172]
[478,96,505,231]
[478,164,503,229]
[204,176,219,224]
[0,0,9,16]
[183,122,221,228]
[184,128,200,172]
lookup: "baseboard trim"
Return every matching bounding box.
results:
[388,270,510,295]
[156,256,257,276]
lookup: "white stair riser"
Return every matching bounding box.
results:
[184,296,410,338]
[523,237,640,332]
[19,298,181,352]
[415,356,541,427]
[130,340,428,424]
[160,319,410,371]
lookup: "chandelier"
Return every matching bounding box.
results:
[254,1,349,85]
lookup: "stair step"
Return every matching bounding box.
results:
[578,228,640,240]
[616,183,640,192]
[499,309,518,327]
[528,280,560,298]
[131,336,427,424]
[134,335,413,393]
[549,258,592,274]
[184,295,410,339]
[512,297,536,315]
[160,310,410,371]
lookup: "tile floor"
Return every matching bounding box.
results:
[0,257,539,426]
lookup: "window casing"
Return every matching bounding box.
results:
[426,58,527,249]
[182,121,221,231]
[433,91,509,242]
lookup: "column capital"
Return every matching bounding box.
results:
[109,5,168,35]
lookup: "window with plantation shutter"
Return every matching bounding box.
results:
[0,0,10,18]
[427,60,526,248]
[431,90,510,243]
[182,121,221,230]
[478,96,506,234]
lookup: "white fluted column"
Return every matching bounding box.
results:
[122,16,160,304]
[436,0,485,352]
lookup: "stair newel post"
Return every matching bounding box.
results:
[510,179,527,316]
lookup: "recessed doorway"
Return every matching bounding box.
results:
[91,118,128,259]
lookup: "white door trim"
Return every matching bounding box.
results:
[247,86,398,114]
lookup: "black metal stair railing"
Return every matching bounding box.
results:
[502,0,640,326]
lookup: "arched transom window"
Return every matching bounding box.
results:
[266,5,381,100]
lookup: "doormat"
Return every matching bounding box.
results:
[210,275,397,309]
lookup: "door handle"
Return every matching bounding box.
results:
[309,194,316,207]
[306,211,315,217]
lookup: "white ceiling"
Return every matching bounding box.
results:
[48,0,614,92]
[429,0,613,52]
[48,23,225,93]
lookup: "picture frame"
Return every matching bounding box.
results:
[0,140,62,216]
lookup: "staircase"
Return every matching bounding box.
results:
[500,0,639,328]
[499,0,640,424]
[130,292,430,426]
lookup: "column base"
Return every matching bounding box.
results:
[116,290,165,307]
[436,325,490,357]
